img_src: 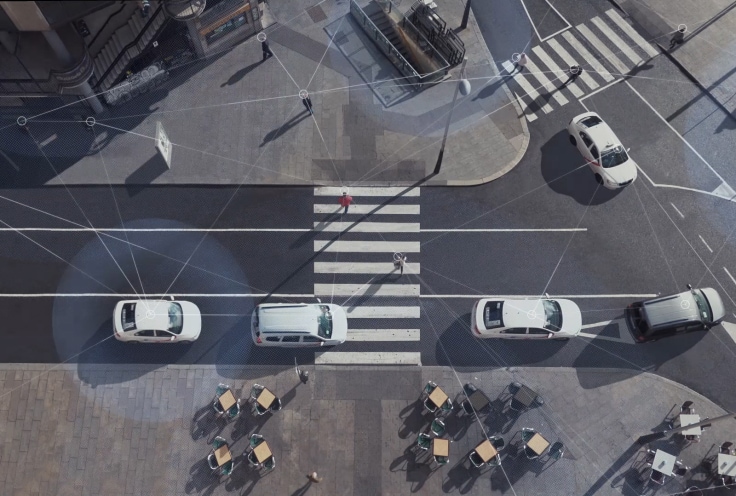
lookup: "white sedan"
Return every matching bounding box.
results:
[471,297,582,340]
[567,112,637,189]
[113,298,202,343]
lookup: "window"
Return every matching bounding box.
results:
[692,290,713,322]
[265,336,280,342]
[528,328,550,336]
[302,336,322,343]
[579,115,603,128]
[318,305,333,338]
[501,328,526,334]
[600,146,629,168]
[282,336,300,342]
[167,303,184,334]
[590,146,599,160]
[483,301,504,329]
[121,302,137,331]
[135,330,155,337]
[580,132,593,148]
[542,300,563,332]
[156,330,174,338]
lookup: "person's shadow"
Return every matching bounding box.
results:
[220,61,263,87]
[291,480,313,495]
[260,112,311,147]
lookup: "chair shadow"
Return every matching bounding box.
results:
[191,404,228,441]
[185,458,221,495]
[398,401,431,439]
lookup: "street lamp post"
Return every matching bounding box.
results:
[433,58,471,176]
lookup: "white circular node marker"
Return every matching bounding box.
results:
[257,32,267,42]
[145,309,156,319]
[340,187,350,195]
[677,24,687,33]
[85,117,96,127]
[569,65,580,74]
[299,89,309,99]
[511,53,521,63]
[680,300,690,309]
[526,310,537,320]
[17,116,27,126]
[393,252,404,262]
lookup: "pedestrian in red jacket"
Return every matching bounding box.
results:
[339,192,353,214]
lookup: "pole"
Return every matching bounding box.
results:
[636,411,736,445]
[433,58,467,175]
[460,0,472,30]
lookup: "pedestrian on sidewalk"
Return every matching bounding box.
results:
[562,65,583,86]
[394,253,407,275]
[261,39,273,60]
[307,472,323,483]
[514,52,528,73]
[302,93,314,114]
[669,26,686,49]
[338,191,352,214]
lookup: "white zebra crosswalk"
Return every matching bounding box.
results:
[504,9,660,122]
[312,187,422,365]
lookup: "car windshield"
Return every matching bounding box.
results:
[483,301,504,329]
[318,305,332,338]
[543,300,563,332]
[122,302,137,331]
[168,303,184,334]
[579,115,603,128]
[600,145,628,168]
[692,290,713,322]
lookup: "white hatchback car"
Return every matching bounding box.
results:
[567,112,637,189]
[113,299,202,343]
[471,298,582,340]
[251,302,348,347]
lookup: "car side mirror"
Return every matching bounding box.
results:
[168,295,174,301]
[686,284,692,290]
[170,336,176,341]
[626,147,631,152]
[316,298,322,303]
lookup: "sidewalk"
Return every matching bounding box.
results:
[1,364,734,495]
[0,0,527,187]
[616,0,736,115]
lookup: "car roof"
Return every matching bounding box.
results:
[642,291,699,327]
[257,303,321,333]
[132,300,175,331]
[500,299,547,329]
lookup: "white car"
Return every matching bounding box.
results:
[113,299,202,343]
[251,302,348,347]
[567,112,637,189]
[470,297,582,340]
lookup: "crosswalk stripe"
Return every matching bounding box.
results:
[347,329,420,341]
[531,46,584,98]
[315,351,421,365]
[501,61,554,115]
[562,31,615,82]
[576,24,629,76]
[345,306,420,318]
[314,204,420,215]
[522,59,569,106]
[315,283,420,297]
[546,38,599,90]
[314,240,420,252]
[315,262,420,274]
[512,91,537,122]
[590,16,642,65]
[313,221,420,233]
[605,9,659,58]
[314,187,420,197]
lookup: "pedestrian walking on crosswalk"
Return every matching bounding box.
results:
[338,191,352,214]
[562,65,583,86]
[514,52,528,73]
[669,26,686,49]
[394,253,407,275]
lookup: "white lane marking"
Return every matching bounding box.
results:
[546,38,599,90]
[578,332,632,344]
[314,284,420,297]
[314,187,419,196]
[418,294,657,298]
[517,0,572,43]
[0,149,20,171]
[670,202,685,219]
[315,262,421,274]
[38,134,57,148]
[626,81,732,188]
[713,182,736,200]
[420,228,587,232]
[576,24,629,76]
[345,306,420,318]
[512,91,538,122]
[562,31,615,82]
[315,352,421,365]
[590,16,642,65]
[580,318,626,329]
[314,240,420,252]
[723,322,736,345]
[605,9,659,57]
[532,45,584,98]
[347,329,420,341]
[314,204,420,215]
[314,221,420,233]
[637,164,736,204]
[502,61,554,115]
[699,235,713,253]
[0,293,314,298]
[0,227,313,232]
[523,59,569,106]
[724,267,736,287]
[578,78,622,102]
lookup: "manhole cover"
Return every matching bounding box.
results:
[307,5,327,23]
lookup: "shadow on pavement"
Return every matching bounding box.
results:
[125,153,171,193]
[220,60,264,87]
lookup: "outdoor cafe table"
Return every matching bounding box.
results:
[468,389,490,412]
[513,385,538,408]
[433,438,449,457]
[428,386,449,410]
[679,414,701,436]
[256,387,276,410]
[475,439,497,463]
[717,453,736,476]
[526,433,549,456]
[218,389,236,411]
[214,444,232,467]
[652,449,677,476]
[253,441,273,463]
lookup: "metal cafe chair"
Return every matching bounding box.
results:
[546,441,564,462]
[680,400,694,414]
[720,442,734,455]
[422,381,438,397]
[469,450,485,469]
[415,433,431,451]
[673,460,689,477]
[249,434,264,449]
[423,397,438,414]
[430,419,446,437]
[490,436,505,452]
[250,383,265,400]
[649,469,666,486]
[207,453,219,471]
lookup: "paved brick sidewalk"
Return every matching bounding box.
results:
[1,364,734,495]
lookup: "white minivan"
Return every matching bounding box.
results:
[251,302,348,347]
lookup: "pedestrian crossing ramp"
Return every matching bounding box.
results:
[312,187,422,365]
[503,9,660,122]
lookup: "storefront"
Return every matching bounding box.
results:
[186,0,262,56]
